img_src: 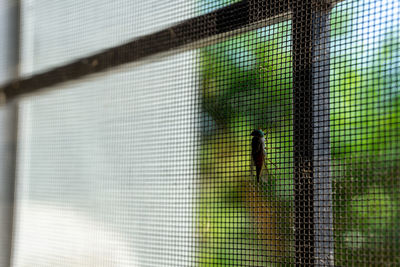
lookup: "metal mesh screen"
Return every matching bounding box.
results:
[331,0,400,265]
[0,0,399,266]
[12,53,198,267]
[19,0,198,76]
[198,22,294,265]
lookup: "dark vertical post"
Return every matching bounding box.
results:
[292,1,334,265]
[312,8,334,267]
[8,0,20,79]
[0,0,19,265]
[0,103,17,267]
[291,0,315,265]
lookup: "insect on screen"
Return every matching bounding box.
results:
[0,0,399,266]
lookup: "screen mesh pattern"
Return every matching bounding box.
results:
[0,0,399,266]
[330,0,400,265]
[12,53,199,267]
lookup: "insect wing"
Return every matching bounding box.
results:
[249,153,269,183]
[250,157,256,180]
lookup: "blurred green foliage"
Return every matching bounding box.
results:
[198,23,294,266]
[201,29,292,131]
[197,0,400,266]
[330,2,400,263]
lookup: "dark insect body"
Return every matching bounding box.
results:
[251,129,266,182]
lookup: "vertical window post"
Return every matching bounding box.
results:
[0,103,17,267]
[292,0,334,265]
[312,7,334,266]
[0,0,19,265]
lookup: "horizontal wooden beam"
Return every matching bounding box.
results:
[2,0,291,99]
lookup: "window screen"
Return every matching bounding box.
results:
[0,0,399,266]
[20,0,198,76]
[331,0,400,265]
[12,52,198,267]
[198,23,294,265]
